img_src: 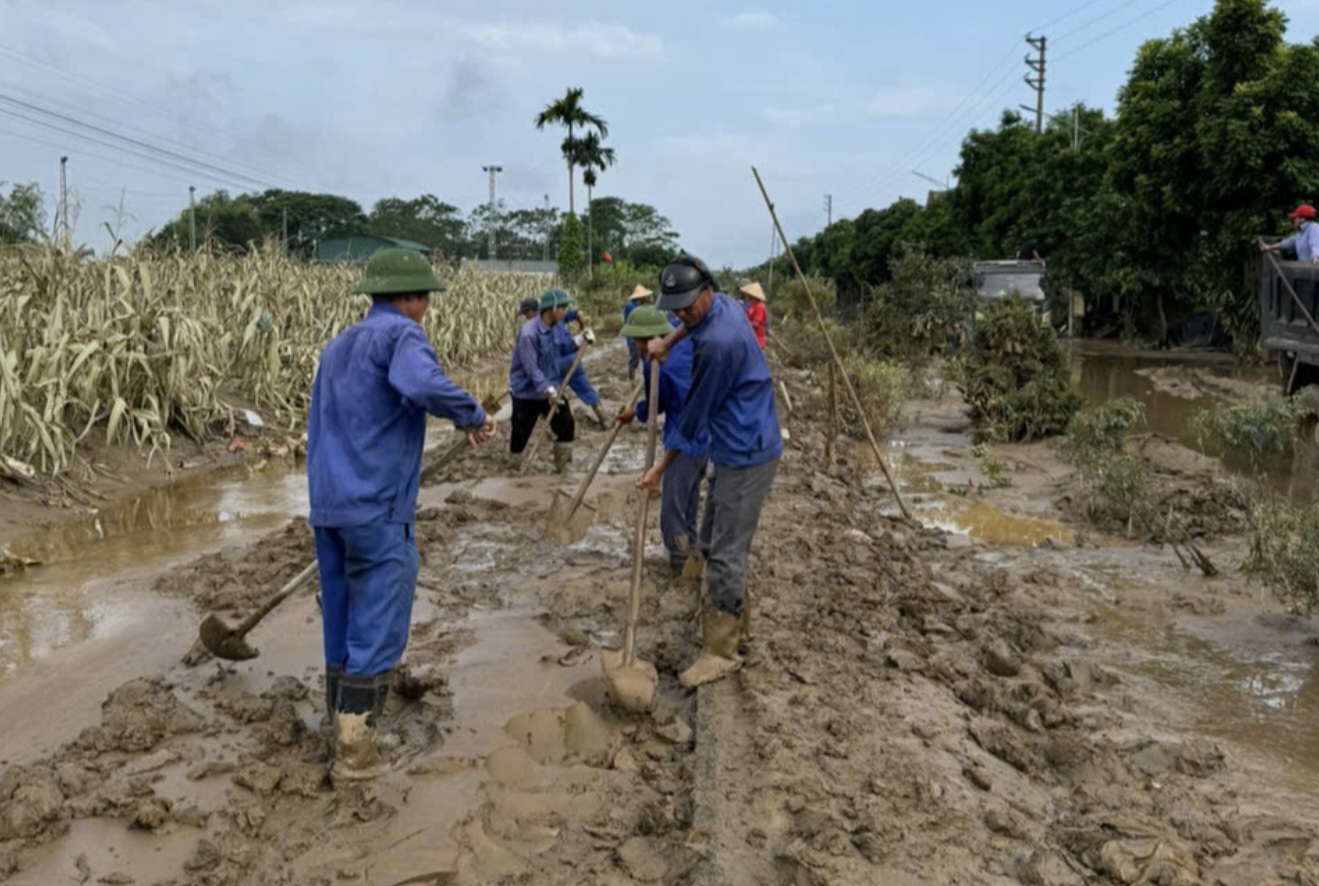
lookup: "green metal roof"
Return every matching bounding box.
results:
[314,235,432,264]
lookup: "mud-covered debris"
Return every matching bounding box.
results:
[615,836,669,882]
[963,765,992,792]
[233,761,282,796]
[77,678,203,753]
[655,720,693,747]
[983,639,1022,677]
[96,874,135,885]
[0,765,65,841]
[392,662,447,701]
[128,796,171,831]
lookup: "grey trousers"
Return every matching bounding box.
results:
[698,458,779,616]
[662,451,709,573]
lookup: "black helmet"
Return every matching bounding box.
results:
[657,254,715,311]
[518,297,539,316]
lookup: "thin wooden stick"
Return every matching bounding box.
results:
[751,167,913,521]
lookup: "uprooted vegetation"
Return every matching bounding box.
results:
[1056,398,1247,574]
[1246,498,1319,615]
[857,253,976,367]
[963,293,1081,444]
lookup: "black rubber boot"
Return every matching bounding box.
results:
[323,664,343,733]
[333,674,386,782]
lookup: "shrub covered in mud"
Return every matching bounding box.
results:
[962,293,1081,443]
[1192,396,1299,470]
[859,253,976,366]
[841,355,912,433]
[1245,499,1319,614]
[1058,398,1153,530]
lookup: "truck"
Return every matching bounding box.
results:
[969,259,1057,329]
[1260,251,1319,395]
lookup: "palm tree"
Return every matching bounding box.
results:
[534,87,608,216]
[574,131,617,274]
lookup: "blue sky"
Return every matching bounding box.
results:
[3,0,1319,267]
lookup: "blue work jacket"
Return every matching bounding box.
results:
[636,319,708,458]
[308,303,486,527]
[674,293,783,468]
[508,316,559,400]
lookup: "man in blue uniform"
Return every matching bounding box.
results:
[640,254,782,688]
[556,308,606,428]
[616,305,709,577]
[510,288,579,473]
[308,248,496,780]
[623,284,653,380]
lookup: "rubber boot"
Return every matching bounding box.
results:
[740,588,754,644]
[553,442,573,475]
[333,674,388,782]
[679,610,743,688]
[322,664,343,734]
[590,403,610,430]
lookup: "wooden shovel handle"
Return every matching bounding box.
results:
[623,358,663,667]
[233,561,319,637]
[563,379,645,519]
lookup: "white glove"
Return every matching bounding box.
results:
[545,386,558,402]
[583,328,596,345]
[573,333,586,348]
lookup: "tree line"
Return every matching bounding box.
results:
[765,0,1319,345]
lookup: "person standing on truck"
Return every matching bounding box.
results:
[308,248,496,781]
[1261,204,1319,264]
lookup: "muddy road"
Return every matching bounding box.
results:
[1,346,1318,885]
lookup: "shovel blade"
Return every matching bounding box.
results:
[544,492,597,545]
[198,613,260,661]
[601,649,658,714]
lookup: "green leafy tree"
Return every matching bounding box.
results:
[559,211,586,278]
[247,190,368,258]
[0,182,45,245]
[153,190,263,251]
[534,87,608,215]
[368,195,466,255]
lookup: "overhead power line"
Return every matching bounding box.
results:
[0,92,287,191]
[1054,0,1187,62]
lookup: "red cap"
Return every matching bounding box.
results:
[1290,204,1316,220]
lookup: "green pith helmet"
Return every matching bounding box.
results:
[620,305,674,339]
[352,248,444,295]
[538,288,574,311]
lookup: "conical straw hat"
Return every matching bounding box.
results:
[628,284,654,302]
[738,282,766,302]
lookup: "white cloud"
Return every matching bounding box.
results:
[859,86,962,118]
[725,10,779,29]
[463,21,662,58]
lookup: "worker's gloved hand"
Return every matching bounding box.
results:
[616,408,635,425]
[647,338,671,364]
[582,328,596,345]
[572,333,585,348]
[545,386,558,402]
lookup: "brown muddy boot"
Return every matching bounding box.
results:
[332,676,388,782]
[321,664,343,734]
[679,610,743,688]
[591,403,610,430]
[553,442,573,475]
[740,589,753,644]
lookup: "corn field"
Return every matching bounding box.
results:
[0,244,551,474]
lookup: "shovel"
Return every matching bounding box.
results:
[601,358,662,714]
[195,562,319,662]
[545,378,645,545]
[184,391,505,666]
[519,344,589,475]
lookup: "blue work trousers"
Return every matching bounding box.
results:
[662,452,708,572]
[313,519,419,678]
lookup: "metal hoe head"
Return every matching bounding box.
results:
[198,613,261,661]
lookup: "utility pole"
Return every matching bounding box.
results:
[1022,34,1046,134]
[481,165,502,260]
[58,155,69,241]
[542,194,550,262]
[188,185,197,251]
[824,194,832,227]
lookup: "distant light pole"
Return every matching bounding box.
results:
[188,185,197,251]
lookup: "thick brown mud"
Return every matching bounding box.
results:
[0,344,1317,885]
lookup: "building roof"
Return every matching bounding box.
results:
[314,235,432,264]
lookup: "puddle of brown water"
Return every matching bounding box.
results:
[0,462,307,682]
[1094,605,1319,784]
[921,500,1075,547]
[12,818,199,886]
